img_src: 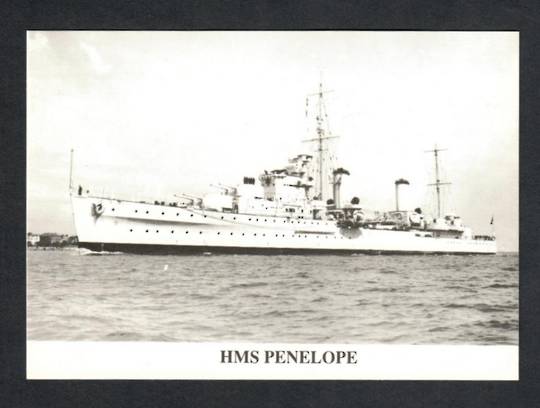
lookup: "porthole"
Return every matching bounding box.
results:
[156,230,159,233]
[242,233,245,236]
[249,218,252,221]
[199,231,202,234]
[145,229,149,233]
[146,210,149,214]
[254,233,257,236]
[230,232,233,235]
[185,231,189,234]
[135,210,138,213]
[190,214,193,217]
[112,208,115,211]
[275,234,278,237]
[171,230,174,234]
[256,218,259,221]
[161,212,165,215]
[177,213,180,216]
[204,215,207,218]
[262,234,266,237]
[264,219,267,222]
[233,217,236,220]
[129,229,133,232]
[217,232,221,235]
[221,216,224,220]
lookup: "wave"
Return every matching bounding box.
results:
[445,285,477,292]
[263,310,285,317]
[364,287,397,293]
[245,293,272,299]
[58,314,110,324]
[428,326,450,333]
[104,331,148,341]
[442,302,516,313]
[474,303,512,313]
[379,269,398,274]
[229,282,269,289]
[189,293,215,300]
[380,334,408,343]
[476,334,515,344]
[477,319,518,330]
[443,303,470,309]
[486,283,518,289]
[78,248,124,256]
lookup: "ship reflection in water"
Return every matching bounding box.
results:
[27,250,518,344]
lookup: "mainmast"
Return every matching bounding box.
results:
[425,145,451,218]
[303,82,338,201]
[317,83,324,196]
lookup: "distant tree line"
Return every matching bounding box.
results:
[27,233,78,247]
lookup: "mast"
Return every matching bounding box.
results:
[425,145,451,218]
[303,82,338,201]
[317,82,324,197]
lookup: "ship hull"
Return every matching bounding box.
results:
[77,241,495,255]
[72,195,497,255]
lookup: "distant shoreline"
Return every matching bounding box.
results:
[27,246,78,250]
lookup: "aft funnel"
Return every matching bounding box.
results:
[395,178,410,211]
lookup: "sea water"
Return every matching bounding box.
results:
[27,249,518,344]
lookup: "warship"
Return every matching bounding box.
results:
[70,84,497,255]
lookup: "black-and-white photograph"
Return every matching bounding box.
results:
[27,31,518,378]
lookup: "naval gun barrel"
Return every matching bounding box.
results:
[174,193,203,205]
[174,193,201,200]
[210,184,236,194]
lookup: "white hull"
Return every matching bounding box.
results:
[72,196,497,254]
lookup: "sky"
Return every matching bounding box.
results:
[27,31,519,251]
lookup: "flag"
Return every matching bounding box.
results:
[490,216,494,225]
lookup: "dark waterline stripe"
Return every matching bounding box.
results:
[78,242,496,256]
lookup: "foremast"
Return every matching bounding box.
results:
[303,82,339,202]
